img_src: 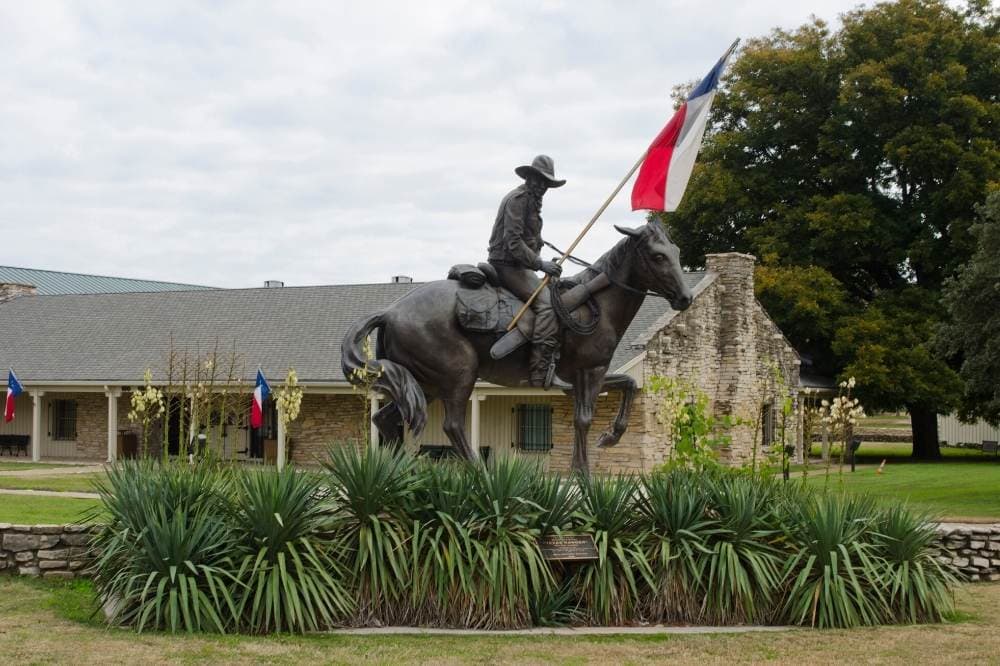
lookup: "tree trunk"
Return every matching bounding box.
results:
[909,405,941,460]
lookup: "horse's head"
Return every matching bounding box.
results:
[614,221,693,311]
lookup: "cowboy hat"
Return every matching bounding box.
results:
[515,154,566,188]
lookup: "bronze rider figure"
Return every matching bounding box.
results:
[487,155,566,388]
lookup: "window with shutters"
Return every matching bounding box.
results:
[515,404,553,452]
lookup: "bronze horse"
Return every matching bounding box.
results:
[341,220,692,473]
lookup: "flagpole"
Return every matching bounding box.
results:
[506,37,740,332]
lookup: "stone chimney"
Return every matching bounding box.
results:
[704,253,758,461]
[0,282,37,305]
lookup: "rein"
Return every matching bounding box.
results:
[542,240,668,300]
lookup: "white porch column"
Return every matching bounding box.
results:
[105,387,122,463]
[369,393,381,448]
[470,391,485,457]
[276,404,286,471]
[30,390,44,462]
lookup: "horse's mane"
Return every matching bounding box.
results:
[569,229,644,282]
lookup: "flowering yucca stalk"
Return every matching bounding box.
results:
[128,368,165,457]
[275,368,304,427]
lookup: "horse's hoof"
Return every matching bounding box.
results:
[596,431,619,448]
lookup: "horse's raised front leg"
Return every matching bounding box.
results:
[595,374,638,449]
[571,366,608,475]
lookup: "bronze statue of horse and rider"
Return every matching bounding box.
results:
[342,156,692,473]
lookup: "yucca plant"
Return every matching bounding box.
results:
[526,472,581,537]
[701,473,784,624]
[465,455,553,629]
[576,474,650,625]
[322,444,419,625]
[780,493,890,628]
[871,504,957,623]
[228,467,354,633]
[637,469,717,623]
[89,460,239,633]
[407,460,480,625]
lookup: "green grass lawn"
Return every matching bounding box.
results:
[2,577,999,664]
[802,460,1000,520]
[809,441,987,463]
[0,495,102,525]
[0,473,105,494]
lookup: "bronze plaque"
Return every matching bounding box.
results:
[537,534,598,561]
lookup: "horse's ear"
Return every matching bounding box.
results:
[614,224,643,238]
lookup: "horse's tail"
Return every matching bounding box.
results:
[341,311,428,435]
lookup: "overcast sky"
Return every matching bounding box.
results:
[1,1,871,288]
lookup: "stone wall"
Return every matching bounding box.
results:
[0,523,95,579]
[0,282,37,304]
[640,253,801,465]
[287,393,367,464]
[935,523,1000,581]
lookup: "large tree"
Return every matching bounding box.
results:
[939,191,1000,426]
[660,0,999,458]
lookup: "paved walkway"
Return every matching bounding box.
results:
[0,488,100,500]
[330,625,794,636]
[0,464,104,478]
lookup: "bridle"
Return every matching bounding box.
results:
[543,239,676,301]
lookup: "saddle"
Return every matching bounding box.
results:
[447,263,610,359]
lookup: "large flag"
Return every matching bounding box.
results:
[631,40,738,212]
[5,369,23,423]
[250,368,271,429]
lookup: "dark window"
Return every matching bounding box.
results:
[52,400,77,441]
[516,404,552,452]
[761,403,775,449]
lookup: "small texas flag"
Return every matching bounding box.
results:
[250,368,271,429]
[5,368,23,423]
[631,40,739,212]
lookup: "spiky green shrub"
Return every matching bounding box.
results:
[780,493,890,628]
[228,467,354,633]
[465,455,554,628]
[637,469,716,622]
[871,505,957,623]
[576,474,650,625]
[89,460,239,633]
[322,445,419,625]
[407,460,480,625]
[701,472,784,624]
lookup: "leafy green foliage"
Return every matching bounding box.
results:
[939,191,1000,425]
[660,0,999,451]
[90,450,956,632]
[228,467,354,633]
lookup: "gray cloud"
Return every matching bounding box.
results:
[1,1,868,288]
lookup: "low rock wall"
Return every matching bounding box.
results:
[3,522,999,582]
[935,523,1000,581]
[0,523,96,579]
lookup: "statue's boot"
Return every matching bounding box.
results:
[527,343,571,390]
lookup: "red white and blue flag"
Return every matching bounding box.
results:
[250,368,271,429]
[631,40,739,212]
[5,368,23,423]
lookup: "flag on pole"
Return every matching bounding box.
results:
[5,369,23,423]
[250,368,270,429]
[631,40,738,212]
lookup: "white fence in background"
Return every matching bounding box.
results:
[938,413,1000,445]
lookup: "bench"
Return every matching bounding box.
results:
[0,434,30,456]
[983,440,998,457]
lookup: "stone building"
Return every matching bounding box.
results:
[0,255,800,472]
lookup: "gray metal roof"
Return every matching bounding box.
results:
[0,274,705,384]
[0,266,215,295]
